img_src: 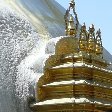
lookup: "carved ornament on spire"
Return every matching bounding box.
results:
[64,0,79,36]
[96,29,103,57]
[64,0,103,58]
[79,23,88,51]
[87,24,96,53]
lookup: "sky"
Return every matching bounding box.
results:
[56,0,112,54]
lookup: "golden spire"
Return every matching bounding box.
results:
[81,22,86,32]
[69,0,75,8]
[64,0,79,36]
[95,29,103,57]
[89,24,95,33]
[64,0,104,59]
[87,24,96,53]
[67,14,76,36]
[79,23,87,51]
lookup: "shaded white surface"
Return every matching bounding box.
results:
[4,0,65,39]
[0,0,65,112]
[33,97,112,106]
[52,61,112,72]
[35,98,91,105]
[43,79,112,89]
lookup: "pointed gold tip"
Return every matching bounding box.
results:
[81,22,86,32]
[83,22,86,27]
[64,0,79,36]
[98,28,101,36]
[92,24,94,28]
[69,14,74,21]
[89,24,95,33]
[99,28,101,33]
[96,28,101,35]
[69,0,75,7]
[90,24,94,29]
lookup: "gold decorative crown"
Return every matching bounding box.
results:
[64,0,103,58]
[64,0,79,36]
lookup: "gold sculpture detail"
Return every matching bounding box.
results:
[96,29,103,57]
[67,14,76,36]
[79,23,103,57]
[65,0,103,58]
[88,24,96,53]
[30,0,112,112]
[64,0,79,36]
[79,23,87,51]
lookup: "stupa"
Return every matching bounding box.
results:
[30,0,112,111]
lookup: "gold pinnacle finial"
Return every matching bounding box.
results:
[98,28,101,34]
[81,22,86,32]
[89,24,95,33]
[79,23,87,51]
[64,0,79,36]
[96,28,103,57]
[69,0,75,8]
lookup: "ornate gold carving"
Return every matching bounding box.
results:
[32,0,112,112]
[67,14,76,36]
[79,24,103,59]
[79,23,88,51]
[55,37,78,55]
[64,0,79,36]
[95,29,103,57]
[87,24,96,53]
[64,0,104,59]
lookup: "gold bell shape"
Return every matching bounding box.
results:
[96,44,102,54]
[67,15,76,35]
